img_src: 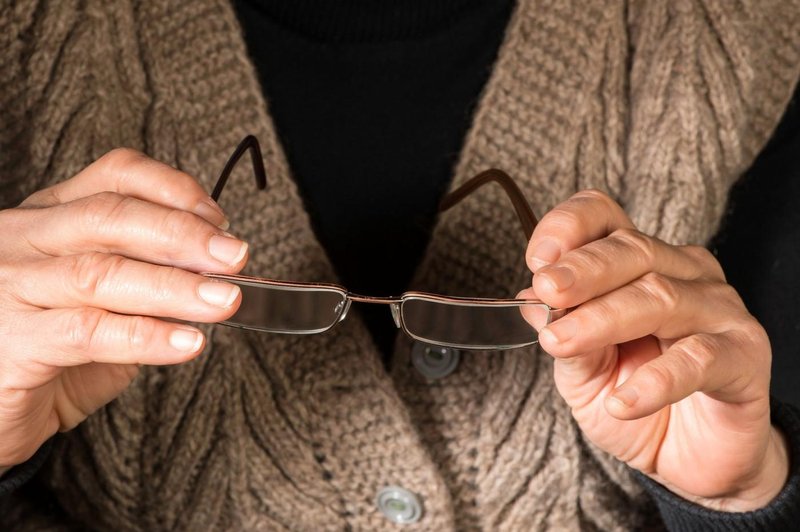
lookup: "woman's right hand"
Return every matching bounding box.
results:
[0,148,248,474]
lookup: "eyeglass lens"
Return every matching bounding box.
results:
[224,280,347,334]
[400,297,548,349]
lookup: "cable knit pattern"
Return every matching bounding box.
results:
[1,0,799,530]
[624,0,800,244]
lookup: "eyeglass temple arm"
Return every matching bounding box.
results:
[211,135,268,202]
[211,139,535,240]
[438,168,538,240]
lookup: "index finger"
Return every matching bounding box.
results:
[526,189,634,272]
[20,148,228,229]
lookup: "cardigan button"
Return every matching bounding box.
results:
[411,342,460,380]
[376,486,423,524]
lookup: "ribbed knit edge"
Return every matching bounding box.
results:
[0,439,53,497]
[636,399,800,532]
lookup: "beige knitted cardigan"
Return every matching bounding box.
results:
[2,0,799,530]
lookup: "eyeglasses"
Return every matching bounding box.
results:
[204,136,563,350]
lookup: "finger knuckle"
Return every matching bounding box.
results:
[681,245,725,280]
[565,246,608,274]
[732,318,770,350]
[63,308,106,353]
[637,272,680,312]
[97,148,164,196]
[699,281,745,317]
[152,266,186,302]
[157,208,206,247]
[573,188,613,205]
[70,253,126,300]
[571,188,620,214]
[580,298,617,328]
[713,282,744,308]
[98,147,147,175]
[680,335,718,374]
[124,315,157,351]
[74,191,131,230]
[611,228,657,266]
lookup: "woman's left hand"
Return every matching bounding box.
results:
[519,190,789,512]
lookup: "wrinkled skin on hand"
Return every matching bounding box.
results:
[0,149,247,472]
[519,190,788,512]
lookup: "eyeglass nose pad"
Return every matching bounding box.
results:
[337,298,352,323]
[389,303,401,328]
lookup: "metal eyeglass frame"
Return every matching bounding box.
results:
[204,135,563,350]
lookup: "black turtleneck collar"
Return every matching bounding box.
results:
[238,0,487,43]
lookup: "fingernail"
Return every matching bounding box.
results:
[530,238,561,271]
[611,387,638,408]
[528,304,551,331]
[541,318,577,343]
[542,266,575,291]
[169,327,204,352]
[198,281,240,308]
[209,235,248,266]
[194,198,229,230]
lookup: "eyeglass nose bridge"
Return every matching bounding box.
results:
[344,294,404,328]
